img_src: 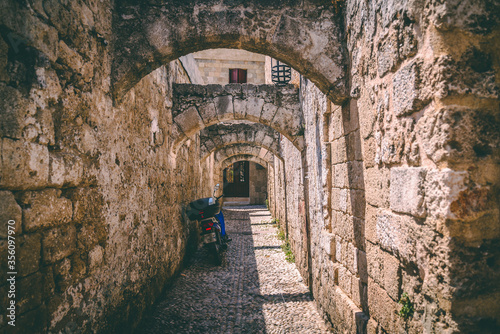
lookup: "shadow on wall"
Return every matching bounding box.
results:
[344,100,369,331]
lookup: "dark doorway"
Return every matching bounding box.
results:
[223,161,249,197]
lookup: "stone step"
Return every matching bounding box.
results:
[223,197,251,206]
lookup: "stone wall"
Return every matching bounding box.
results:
[0,1,211,332]
[1,0,499,333]
[193,49,266,85]
[249,162,268,205]
[270,0,500,333]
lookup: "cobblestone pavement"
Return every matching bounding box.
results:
[136,206,331,334]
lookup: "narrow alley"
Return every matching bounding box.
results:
[136,207,331,334]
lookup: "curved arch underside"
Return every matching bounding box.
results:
[200,122,282,161]
[213,143,280,168]
[172,83,304,153]
[112,0,348,104]
[219,155,270,172]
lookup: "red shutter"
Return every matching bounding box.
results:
[238,69,247,83]
[229,69,247,83]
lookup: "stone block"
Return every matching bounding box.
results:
[42,225,76,263]
[174,106,205,137]
[366,242,384,285]
[243,97,265,122]
[333,163,348,188]
[376,210,418,262]
[271,106,302,139]
[331,136,347,164]
[0,191,22,238]
[259,103,278,126]
[343,101,360,135]
[48,152,84,188]
[88,245,104,270]
[347,242,357,274]
[339,265,352,297]
[367,318,379,334]
[424,168,469,221]
[383,252,401,301]
[0,138,49,190]
[362,136,377,169]
[17,272,43,314]
[0,86,28,139]
[233,97,246,120]
[320,231,334,258]
[213,95,234,121]
[67,187,104,223]
[348,189,366,219]
[22,189,73,232]
[367,277,397,332]
[347,161,364,190]
[390,167,427,218]
[58,40,84,73]
[334,211,355,243]
[197,101,218,126]
[377,32,399,77]
[393,59,424,116]
[353,217,365,250]
[365,204,379,244]
[351,276,367,309]
[365,167,390,208]
[17,234,42,277]
[346,130,363,161]
[357,249,368,284]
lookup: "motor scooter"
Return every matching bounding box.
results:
[186,184,227,265]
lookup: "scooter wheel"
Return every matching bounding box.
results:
[209,243,222,265]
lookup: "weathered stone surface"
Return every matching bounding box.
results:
[173,84,302,152]
[17,234,42,277]
[88,245,104,270]
[365,167,390,208]
[17,272,44,315]
[42,225,76,264]
[383,252,401,301]
[0,138,49,190]
[424,168,469,221]
[0,191,22,238]
[393,60,425,116]
[48,152,84,188]
[390,167,427,218]
[417,106,500,163]
[377,31,399,77]
[199,122,283,160]
[22,189,73,232]
[113,2,348,103]
[0,85,29,139]
[376,211,418,263]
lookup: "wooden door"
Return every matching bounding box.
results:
[223,161,249,197]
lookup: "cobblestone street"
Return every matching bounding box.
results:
[136,206,331,334]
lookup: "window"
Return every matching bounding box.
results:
[229,69,247,83]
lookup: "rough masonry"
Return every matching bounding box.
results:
[0,0,499,333]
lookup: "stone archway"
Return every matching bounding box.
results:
[112,0,348,104]
[172,83,303,153]
[213,143,281,166]
[214,154,273,204]
[200,122,282,161]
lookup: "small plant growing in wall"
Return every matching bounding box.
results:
[281,240,295,263]
[277,229,286,241]
[265,199,269,210]
[398,292,414,319]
